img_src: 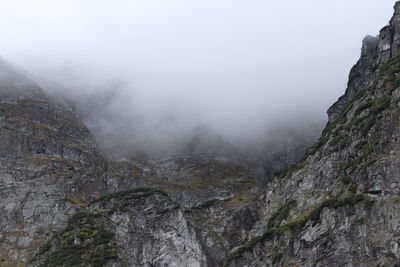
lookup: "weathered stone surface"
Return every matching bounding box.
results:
[4,2,400,267]
[0,60,107,265]
[0,60,262,266]
[224,2,400,266]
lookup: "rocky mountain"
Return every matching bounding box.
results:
[0,57,262,266]
[225,2,400,266]
[0,59,108,266]
[2,2,400,267]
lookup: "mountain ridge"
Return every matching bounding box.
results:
[225,2,400,266]
[1,2,400,267]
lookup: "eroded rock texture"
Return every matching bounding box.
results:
[2,2,400,267]
[225,2,400,266]
[0,60,261,266]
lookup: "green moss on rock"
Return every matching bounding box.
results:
[91,186,169,203]
[38,212,117,267]
[224,191,366,266]
[267,200,296,229]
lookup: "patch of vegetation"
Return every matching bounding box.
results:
[67,212,101,226]
[305,192,365,224]
[371,96,391,114]
[364,197,376,209]
[224,191,254,208]
[225,236,263,266]
[224,191,366,266]
[354,99,374,115]
[359,112,377,136]
[328,135,350,149]
[185,198,230,213]
[91,186,168,203]
[267,200,296,229]
[345,140,379,172]
[339,174,351,185]
[194,199,224,209]
[36,241,52,256]
[355,140,368,150]
[348,182,357,193]
[386,252,397,259]
[345,116,366,131]
[38,212,117,267]
[332,94,390,142]
[340,103,353,118]
[64,197,88,205]
[156,206,180,215]
[271,250,283,264]
[376,56,400,92]
[0,258,25,267]
[328,135,342,146]
[355,217,367,225]
[224,223,295,266]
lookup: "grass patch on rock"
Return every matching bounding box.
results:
[37,212,117,267]
[91,186,168,203]
[223,191,366,266]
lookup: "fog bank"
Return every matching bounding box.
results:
[0,0,395,152]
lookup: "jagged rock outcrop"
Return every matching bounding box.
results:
[328,2,400,124]
[327,36,379,123]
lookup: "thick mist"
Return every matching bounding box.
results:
[0,0,395,155]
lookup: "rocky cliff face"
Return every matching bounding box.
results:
[0,59,262,266]
[2,2,400,267]
[225,2,400,266]
[0,61,107,266]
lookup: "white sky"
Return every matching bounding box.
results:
[0,0,396,140]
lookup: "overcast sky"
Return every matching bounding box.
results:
[0,0,396,142]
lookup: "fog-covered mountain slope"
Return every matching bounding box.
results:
[225,2,400,266]
[0,57,262,266]
[2,2,400,267]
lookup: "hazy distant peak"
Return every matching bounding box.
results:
[0,55,44,101]
[0,56,33,86]
[177,123,242,162]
